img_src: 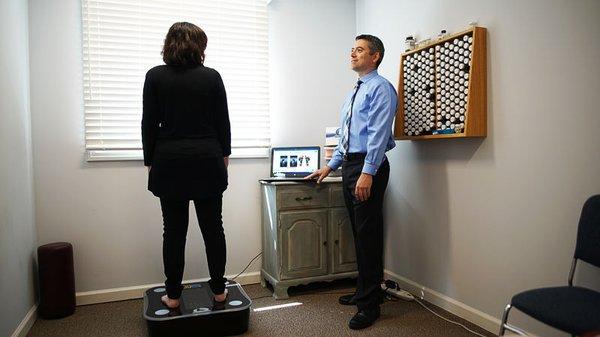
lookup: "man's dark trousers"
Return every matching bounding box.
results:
[342,153,390,311]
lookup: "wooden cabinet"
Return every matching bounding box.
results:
[260,179,357,299]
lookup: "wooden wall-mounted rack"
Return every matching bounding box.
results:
[394,26,487,140]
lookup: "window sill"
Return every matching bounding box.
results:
[86,149,269,162]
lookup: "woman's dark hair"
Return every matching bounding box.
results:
[162,22,207,67]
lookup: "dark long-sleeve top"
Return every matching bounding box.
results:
[142,65,231,166]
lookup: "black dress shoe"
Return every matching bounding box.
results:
[338,294,356,305]
[348,307,380,330]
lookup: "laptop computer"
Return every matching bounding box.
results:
[265,146,320,181]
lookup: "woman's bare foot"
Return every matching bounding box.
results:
[214,289,228,302]
[161,295,180,309]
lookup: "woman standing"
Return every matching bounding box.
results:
[142,22,230,308]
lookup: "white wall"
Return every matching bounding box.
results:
[269,0,356,147]
[356,0,600,336]
[0,0,38,335]
[28,0,355,293]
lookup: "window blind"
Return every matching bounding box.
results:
[82,0,269,161]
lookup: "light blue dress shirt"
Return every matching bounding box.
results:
[327,70,397,175]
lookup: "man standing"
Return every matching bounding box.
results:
[306,34,397,329]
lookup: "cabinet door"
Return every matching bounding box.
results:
[330,184,345,207]
[279,210,328,280]
[330,207,357,273]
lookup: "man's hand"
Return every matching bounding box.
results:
[355,173,373,201]
[146,166,151,172]
[304,166,332,184]
[223,156,229,168]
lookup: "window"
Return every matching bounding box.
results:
[82,0,269,161]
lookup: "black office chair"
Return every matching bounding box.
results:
[499,194,600,336]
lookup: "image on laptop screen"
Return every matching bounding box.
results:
[271,146,320,177]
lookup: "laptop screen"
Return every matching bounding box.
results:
[270,146,320,177]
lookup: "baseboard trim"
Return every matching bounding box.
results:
[76,271,261,306]
[384,269,538,336]
[11,304,37,337]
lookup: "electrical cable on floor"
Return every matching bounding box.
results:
[234,252,358,300]
[383,280,488,337]
[231,251,262,281]
[239,256,487,337]
[249,291,488,337]
[251,290,410,302]
[251,290,355,301]
[413,298,488,337]
[250,294,273,300]
[251,284,490,337]
[244,265,488,337]
[250,292,487,337]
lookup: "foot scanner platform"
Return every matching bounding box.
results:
[143,280,251,337]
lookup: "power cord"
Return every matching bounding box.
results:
[231,251,262,281]
[251,291,354,301]
[414,298,488,337]
[233,252,360,300]
[250,294,273,300]
[239,257,485,336]
[384,280,489,337]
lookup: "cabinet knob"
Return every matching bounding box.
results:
[335,240,339,245]
[323,241,328,246]
[295,196,313,202]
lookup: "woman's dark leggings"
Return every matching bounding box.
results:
[160,195,227,299]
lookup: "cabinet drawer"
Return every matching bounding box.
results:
[277,185,329,210]
[330,185,345,207]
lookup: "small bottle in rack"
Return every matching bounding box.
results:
[437,29,448,40]
[405,36,416,52]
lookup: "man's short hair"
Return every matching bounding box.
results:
[356,34,385,67]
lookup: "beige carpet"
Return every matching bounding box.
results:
[27,281,496,337]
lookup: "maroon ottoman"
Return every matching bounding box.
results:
[38,242,76,318]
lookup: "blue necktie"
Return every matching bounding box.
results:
[341,80,363,155]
